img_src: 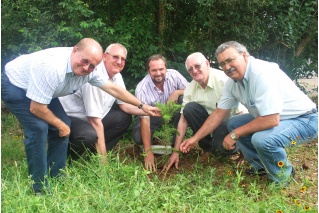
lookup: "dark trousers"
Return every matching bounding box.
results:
[68,106,132,160]
[132,96,183,145]
[183,102,236,154]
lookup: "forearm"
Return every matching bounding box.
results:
[193,108,229,141]
[140,117,152,152]
[88,117,107,155]
[119,103,148,116]
[167,89,184,102]
[100,82,142,107]
[173,115,188,150]
[30,101,67,130]
[232,114,280,138]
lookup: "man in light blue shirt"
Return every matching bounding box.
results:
[1,38,159,195]
[180,41,317,185]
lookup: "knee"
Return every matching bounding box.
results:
[29,120,48,135]
[183,102,198,117]
[226,117,237,132]
[251,134,273,151]
[114,111,133,128]
[70,128,97,147]
[123,113,133,128]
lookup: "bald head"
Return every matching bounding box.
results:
[71,38,103,76]
[75,38,103,54]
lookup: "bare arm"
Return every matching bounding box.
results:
[140,116,156,172]
[119,103,161,117]
[87,117,107,157]
[163,114,188,171]
[180,107,230,153]
[30,100,70,137]
[100,81,160,116]
[167,89,184,103]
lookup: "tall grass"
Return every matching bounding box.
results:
[1,111,318,213]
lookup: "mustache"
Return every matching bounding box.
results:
[225,67,236,75]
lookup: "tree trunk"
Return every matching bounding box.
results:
[158,0,165,52]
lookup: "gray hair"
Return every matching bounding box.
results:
[214,41,250,58]
[105,43,128,55]
[185,52,207,68]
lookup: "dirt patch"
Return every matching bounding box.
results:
[115,139,318,204]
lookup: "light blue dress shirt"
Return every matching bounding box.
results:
[218,56,316,120]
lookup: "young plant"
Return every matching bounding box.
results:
[152,100,181,153]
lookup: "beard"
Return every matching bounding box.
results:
[152,75,165,84]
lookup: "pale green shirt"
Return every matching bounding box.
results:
[182,68,244,121]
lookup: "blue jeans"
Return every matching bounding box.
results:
[227,113,318,184]
[1,72,70,192]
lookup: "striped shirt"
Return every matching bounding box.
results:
[135,69,189,106]
[5,47,108,104]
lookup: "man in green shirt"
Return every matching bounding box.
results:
[163,52,246,171]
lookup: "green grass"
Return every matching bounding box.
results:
[1,111,318,213]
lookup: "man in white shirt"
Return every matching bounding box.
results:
[60,43,156,161]
[1,39,159,195]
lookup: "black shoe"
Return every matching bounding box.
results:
[245,168,267,176]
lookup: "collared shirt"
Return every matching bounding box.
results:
[135,69,189,106]
[218,56,316,120]
[183,68,243,121]
[5,47,108,104]
[59,63,125,121]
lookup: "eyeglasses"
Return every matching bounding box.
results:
[79,59,97,72]
[106,53,127,63]
[218,54,240,70]
[187,61,206,73]
[78,51,97,72]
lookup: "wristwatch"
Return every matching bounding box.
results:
[230,131,239,140]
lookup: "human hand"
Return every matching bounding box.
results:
[180,137,198,153]
[99,154,107,165]
[167,93,178,104]
[142,105,161,117]
[236,151,245,167]
[144,151,156,172]
[58,123,70,137]
[223,134,237,150]
[162,152,180,172]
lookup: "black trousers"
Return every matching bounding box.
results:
[183,102,236,155]
[68,107,132,160]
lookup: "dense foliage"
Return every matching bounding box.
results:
[2,0,317,89]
